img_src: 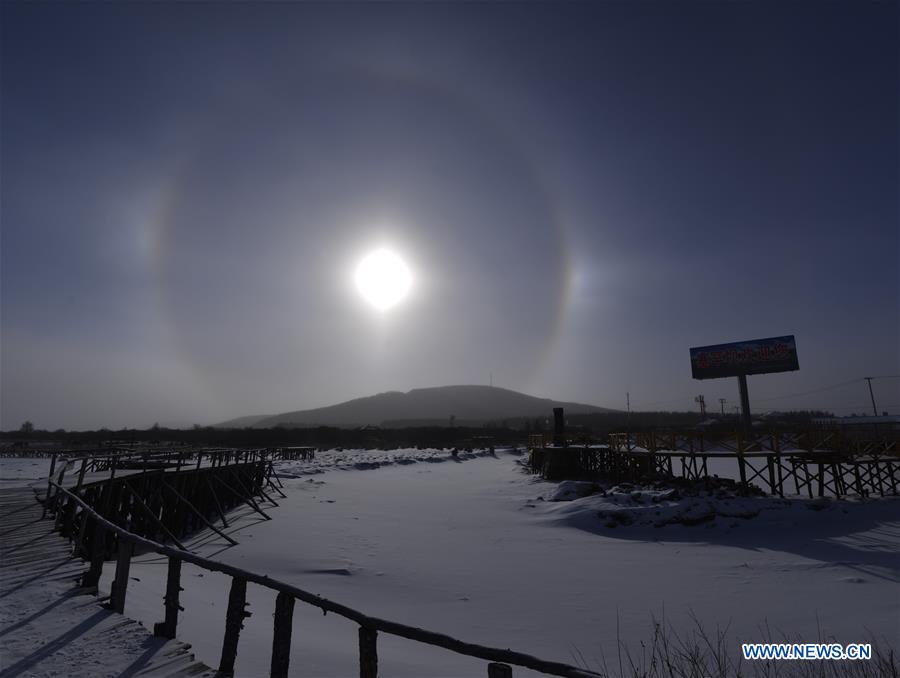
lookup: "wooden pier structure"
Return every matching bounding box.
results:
[16,446,605,678]
[528,428,900,498]
[42,447,286,559]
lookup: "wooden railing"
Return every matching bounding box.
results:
[604,431,900,498]
[47,481,602,678]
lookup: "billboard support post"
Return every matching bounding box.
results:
[737,374,752,436]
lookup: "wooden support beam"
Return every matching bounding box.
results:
[267,461,286,490]
[109,540,134,614]
[219,576,249,676]
[206,476,230,527]
[359,626,378,678]
[161,479,238,546]
[125,481,187,549]
[154,557,183,639]
[267,476,288,499]
[270,592,295,678]
[228,467,272,515]
[737,453,747,489]
[257,485,279,507]
[775,454,785,498]
[214,474,271,520]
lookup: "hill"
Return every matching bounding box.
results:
[217,385,614,428]
[213,414,272,429]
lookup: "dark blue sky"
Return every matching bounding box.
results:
[2,2,897,429]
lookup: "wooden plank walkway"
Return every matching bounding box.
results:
[0,487,215,677]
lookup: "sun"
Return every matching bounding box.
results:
[354,248,412,310]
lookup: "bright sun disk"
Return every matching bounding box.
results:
[355,249,412,310]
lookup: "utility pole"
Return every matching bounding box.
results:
[626,392,631,448]
[719,398,727,415]
[490,372,493,388]
[865,377,877,416]
[694,394,706,416]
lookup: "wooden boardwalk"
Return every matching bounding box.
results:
[0,486,215,678]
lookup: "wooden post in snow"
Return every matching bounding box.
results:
[219,577,249,676]
[270,592,295,678]
[359,626,378,678]
[43,453,58,518]
[154,557,183,639]
[109,540,134,614]
[81,520,106,588]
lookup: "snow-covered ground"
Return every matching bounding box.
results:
[0,456,55,487]
[3,450,898,677]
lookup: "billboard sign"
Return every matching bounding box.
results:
[690,335,799,380]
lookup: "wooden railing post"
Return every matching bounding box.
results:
[154,557,183,639]
[75,458,88,492]
[102,458,118,514]
[488,662,513,677]
[109,539,134,613]
[74,506,91,556]
[81,520,106,588]
[359,626,378,678]
[219,576,249,676]
[43,453,58,518]
[270,592,295,678]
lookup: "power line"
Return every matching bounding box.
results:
[635,396,696,409]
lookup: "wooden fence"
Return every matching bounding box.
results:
[44,481,602,678]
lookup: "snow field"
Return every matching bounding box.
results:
[95,449,899,677]
[3,449,896,677]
